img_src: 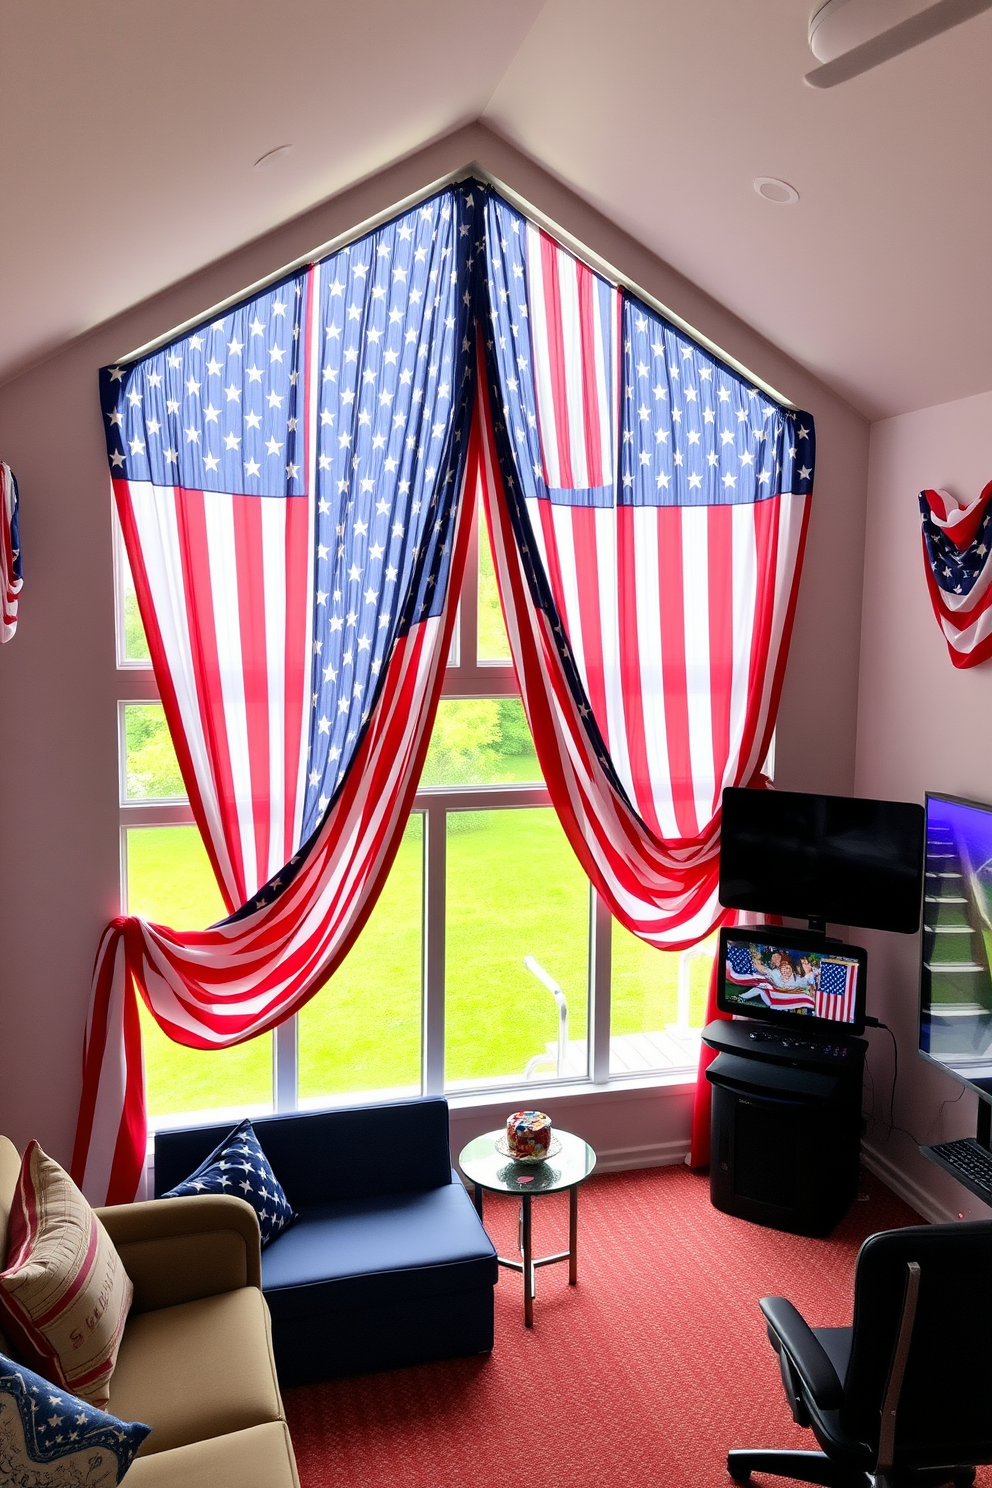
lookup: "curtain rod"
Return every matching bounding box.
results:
[115,161,794,409]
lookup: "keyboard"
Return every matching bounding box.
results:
[926,1138,992,1202]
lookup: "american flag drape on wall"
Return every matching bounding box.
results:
[920,483,992,668]
[1,462,22,642]
[73,185,481,1204]
[478,191,814,949]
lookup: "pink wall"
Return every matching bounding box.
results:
[857,390,992,1219]
[0,124,869,1166]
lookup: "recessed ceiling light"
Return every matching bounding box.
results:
[753,177,800,205]
[253,144,293,172]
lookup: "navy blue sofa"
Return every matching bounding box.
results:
[153,1097,498,1386]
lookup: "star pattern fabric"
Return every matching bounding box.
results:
[301,185,480,839]
[161,1119,296,1247]
[620,296,814,507]
[919,486,992,667]
[0,1355,149,1485]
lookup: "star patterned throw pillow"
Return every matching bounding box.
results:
[160,1120,296,1247]
[0,1352,150,1487]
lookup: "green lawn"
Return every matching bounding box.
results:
[127,827,273,1115]
[128,816,712,1118]
[444,809,589,1083]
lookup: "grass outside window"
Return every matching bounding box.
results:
[126,826,273,1118]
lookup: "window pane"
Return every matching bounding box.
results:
[420,698,541,787]
[297,817,422,1102]
[444,808,589,1089]
[126,826,273,1120]
[123,704,186,800]
[609,927,715,1074]
[477,517,511,663]
[120,547,151,663]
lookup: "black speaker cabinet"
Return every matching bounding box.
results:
[703,1023,866,1237]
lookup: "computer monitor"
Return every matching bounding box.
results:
[720,787,925,934]
[717,925,868,1036]
[919,792,992,1099]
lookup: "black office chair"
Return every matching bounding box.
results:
[729,1220,992,1488]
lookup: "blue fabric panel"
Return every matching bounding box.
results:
[154,1096,452,1204]
[270,1286,495,1386]
[261,1173,497,1319]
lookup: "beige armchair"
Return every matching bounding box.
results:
[0,1136,300,1488]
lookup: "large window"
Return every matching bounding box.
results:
[117,509,714,1126]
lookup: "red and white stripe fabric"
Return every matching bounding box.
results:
[760,985,815,1013]
[477,379,810,951]
[524,221,620,493]
[814,959,858,1024]
[1,462,22,642]
[924,482,992,551]
[526,492,808,847]
[72,441,476,1205]
[118,473,313,912]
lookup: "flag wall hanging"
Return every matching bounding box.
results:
[920,482,992,667]
[1,462,22,641]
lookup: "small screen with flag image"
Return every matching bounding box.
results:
[716,926,867,1035]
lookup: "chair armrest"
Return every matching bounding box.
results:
[760,1296,844,1410]
[96,1195,262,1313]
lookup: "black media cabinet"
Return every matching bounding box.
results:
[702,1019,867,1237]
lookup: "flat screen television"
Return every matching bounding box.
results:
[919,792,992,1099]
[717,926,868,1036]
[720,787,925,934]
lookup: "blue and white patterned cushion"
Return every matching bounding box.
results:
[160,1119,296,1247]
[0,1354,149,1486]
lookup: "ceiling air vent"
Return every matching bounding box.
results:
[805,0,992,87]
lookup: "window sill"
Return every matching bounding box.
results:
[144,1065,698,1138]
[447,1066,697,1111]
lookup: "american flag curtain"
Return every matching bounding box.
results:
[478,192,814,950]
[73,185,481,1203]
[919,483,992,667]
[73,180,815,1204]
[1,462,22,642]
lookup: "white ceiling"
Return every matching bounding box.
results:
[3,0,991,420]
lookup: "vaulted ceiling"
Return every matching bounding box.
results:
[3,0,991,420]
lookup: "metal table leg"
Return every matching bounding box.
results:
[522,1193,534,1327]
[569,1184,578,1285]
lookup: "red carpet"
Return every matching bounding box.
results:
[284,1165,984,1487]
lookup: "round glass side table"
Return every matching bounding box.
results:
[459,1128,597,1327]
